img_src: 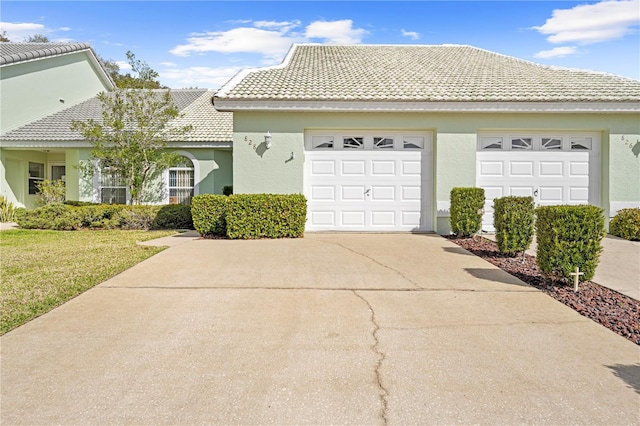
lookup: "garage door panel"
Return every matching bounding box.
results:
[371,186,395,201]
[371,211,395,226]
[510,186,534,197]
[311,160,335,175]
[538,186,563,203]
[402,160,421,175]
[402,186,421,201]
[371,160,395,175]
[310,211,336,226]
[510,161,534,177]
[569,161,589,177]
[402,211,421,226]
[539,161,563,177]
[341,160,366,176]
[342,211,366,226]
[569,187,589,202]
[310,186,335,201]
[341,186,366,201]
[479,161,504,176]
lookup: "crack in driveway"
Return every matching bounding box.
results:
[314,238,423,289]
[353,290,389,426]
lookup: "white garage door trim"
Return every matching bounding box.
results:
[477,132,601,232]
[304,130,433,232]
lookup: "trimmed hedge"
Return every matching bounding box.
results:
[535,205,605,282]
[15,203,193,230]
[450,187,485,237]
[191,194,228,236]
[609,208,640,241]
[226,194,307,239]
[494,196,535,255]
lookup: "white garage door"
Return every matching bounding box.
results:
[477,133,600,232]
[305,131,433,232]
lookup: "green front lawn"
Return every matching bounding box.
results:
[0,229,176,335]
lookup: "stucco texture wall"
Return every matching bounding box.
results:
[0,52,111,132]
[233,111,639,233]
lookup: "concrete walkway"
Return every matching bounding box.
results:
[1,233,638,425]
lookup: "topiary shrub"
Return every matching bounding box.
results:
[15,203,82,230]
[152,204,193,230]
[450,187,485,237]
[226,194,307,239]
[609,208,640,241]
[535,205,605,283]
[494,196,535,256]
[191,194,228,236]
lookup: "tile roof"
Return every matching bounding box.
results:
[0,89,233,143]
[217,44,640,103]
[1,42,93,66]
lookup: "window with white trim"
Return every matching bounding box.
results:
[312,136,334,149]
[99,163,127,204]
[373,137,394,149]
[343,137,364,149]
[571,137,592,150]
[28,162,45,195]
[168,157,195,205]
[480,137,503,150]
[511,137,533,150]
[541,137,562,150]
[403,136,424,149]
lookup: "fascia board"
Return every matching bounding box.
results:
[213,100,640,113]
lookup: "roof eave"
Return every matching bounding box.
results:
[213,99,640,114]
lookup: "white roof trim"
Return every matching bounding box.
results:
[0,141,233,149]
[213,99,640,113]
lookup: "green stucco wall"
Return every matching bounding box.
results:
[0,51,111,132]
[232,111,640,233]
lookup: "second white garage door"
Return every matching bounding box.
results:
[477,133,600,232]
[304,131,433,232]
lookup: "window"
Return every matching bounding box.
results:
[571,137,592,150]
[511,137,532,150]
[480,137,503,150]
[100,164,127,204]
[403,136,424,149]
[312,136,334,149]
[28,162,45,195]
[373,137,394,149]
[541,138,562,150]
[343,137,364,149]
[169,157,194,205]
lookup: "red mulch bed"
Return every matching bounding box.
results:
[447,236,640,345]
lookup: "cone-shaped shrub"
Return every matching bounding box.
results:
[494,196,535,255]
[450,187,485,237]
[535,205,605,282]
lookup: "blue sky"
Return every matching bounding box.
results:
[2,1,639,88]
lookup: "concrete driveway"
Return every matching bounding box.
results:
[1,233,638,425]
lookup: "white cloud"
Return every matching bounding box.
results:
[115,61,132,71]
[401,29,420,40]
[0,22,47,41]
[254,20,301,33]
[305,20,368,44]
[533,0,640,44]
[160,61,177,67]
[160,65,245,88]
[534,46,579,58]
[58,27,71,32]
[170,27,301,59]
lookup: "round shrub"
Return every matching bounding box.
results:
[152,204,193,230]
[609,208,640,241]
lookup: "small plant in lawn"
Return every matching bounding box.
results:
[0,196,17,223]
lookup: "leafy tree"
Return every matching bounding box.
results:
[99,50,164,89]
[0,31,10,42]
[24,34,50,42]
[71,89,192,204]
